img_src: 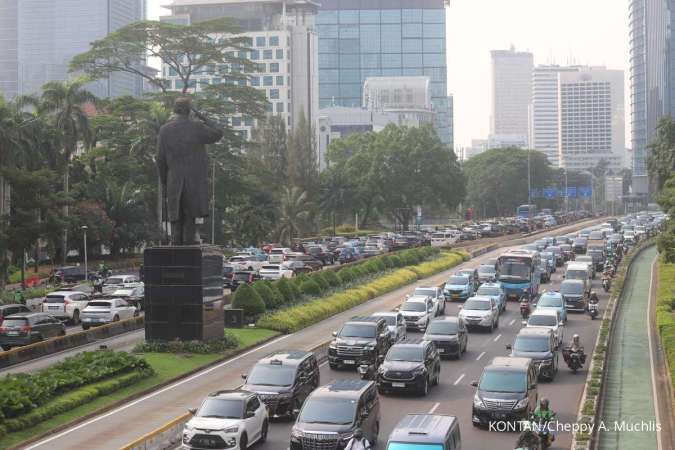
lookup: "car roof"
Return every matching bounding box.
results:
[518,327,553,338]
[258,350,312,367]
[207,389,253,400]
[406,295,430,303]
[487,356,532,371]
[567,262,590,268]
[388,414,458,443]
[347,316,383,325]
[394,338,427,347]
[561,279,584,286]
[540,291,563,298]
[530,309,558,317]
[478,282,501,288]
[430,316,460,324]
[46,290,86,296]
[5,312,45,318]
[371,311,399,317]
[313,379,373,398]
[466,296,492,302]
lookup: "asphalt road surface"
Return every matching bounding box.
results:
[22,219,605,450]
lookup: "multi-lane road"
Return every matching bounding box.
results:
[21,219,607,450]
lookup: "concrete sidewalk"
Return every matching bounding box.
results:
[598,246,660,450]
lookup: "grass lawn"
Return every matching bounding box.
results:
[0,328,279,449]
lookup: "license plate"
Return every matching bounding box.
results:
[392,382,405,388]
[492,413,507,419]
[7,331,19,336]
[438,348,445,353]
[452,294,459,298]
[49,306,60,310]
[343,360,355,365]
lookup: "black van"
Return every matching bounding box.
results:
[290,379,380,449]
[387,414,461,449]
[471,357,538,427]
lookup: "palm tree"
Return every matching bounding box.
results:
[320,170,353,235]
[38,79,98,263]
[276,186,311,246]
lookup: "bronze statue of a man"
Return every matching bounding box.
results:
[157,98,223,245]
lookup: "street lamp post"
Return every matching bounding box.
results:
[527,147,532,205]
[81,226,88,282]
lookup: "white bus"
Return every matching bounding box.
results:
[431,230,460,247]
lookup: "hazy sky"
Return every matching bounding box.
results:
[148,0,630,148]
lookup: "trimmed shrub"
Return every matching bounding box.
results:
[253,281,278,309]
[300,279,322,297]
[322,269,341,287]
[338,267,355,284]
[381,255,394,268]
[270,284,285,307]
[231,284,266,317]
[133,334,239,354]
[311,272,330,291]
[275,278,295,304]
[389,255,403,267]
[289,280,302,300]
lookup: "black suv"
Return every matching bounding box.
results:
[329,316,391,369]
[0,312,66,349]
[242,350,320,419]
[377,338,441,396]
[291,379,380,450]
[507,328,558,381]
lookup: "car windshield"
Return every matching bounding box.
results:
[44,295,66,303]
[400,302,426,312]
[479,370,527,393]
[233,273,251,281]
[261,265,279,271]
[447,276,468,285]
[339,324,376,338]
[105,277,124,285]
[528,315,557,327]
[514,336,550,352]
[477,286,501,296]
[566,270,587,280]
[196,398,243,419]
[1,318,28,327]
[374,315,396,326]
[464,299,491,310]
[499,262,530,280]
[387,443,444,450]
[386,346,424,362]
[414,288,436,297]
[86,302,112,308]
[427,321,458,335]
[538,295,563,307]
[246,364,296,386]
[299,398,356,425]
[560,282,584,295]
[478,266,496,274]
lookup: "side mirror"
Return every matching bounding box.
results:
[378,354,385,362]
[380,333,388,339]
[471,381,478,387]
[245,410,255,419]
[394,307,400,312]
[241,374,247,380]
[405,294,410,299]
[188,408,197,415]
[332,331,337,337]
[506,344,512,350]
[292,408,301,416]
[458,305,463,310]
[360,410,369,419]
[559,321,564,326]
[521,320,527,326]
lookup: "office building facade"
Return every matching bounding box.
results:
[316,0,453,147]
[558,67,625,172]
[0,0,145,100]
[162,0,319,142]
[491,47,533,145]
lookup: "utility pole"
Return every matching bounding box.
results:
[527,147,532,205]
[211,159,216,245]
[81,226,88,282]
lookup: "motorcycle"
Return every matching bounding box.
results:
[520,299,531,320]
[588,301,599,319]
[602,277,611,293]
[515,416,554,450]
[357,362,376,380]
[562,347,586,373]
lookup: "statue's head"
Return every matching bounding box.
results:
[173,97,192,116]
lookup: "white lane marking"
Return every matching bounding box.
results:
[493,334,502,342]
[428,402,440,414]
[24,334,292,450]
[453,374,465,385]
[647,257,663,450]
[319,361,328,368]
[509,319,516,326]
[476,351,486,361]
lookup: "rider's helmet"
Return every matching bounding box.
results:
[573,334,580,346]
[540,398,550,410]
[353,428,364,440]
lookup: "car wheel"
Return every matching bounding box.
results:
[239,433,248,450]
[420,376,429,396]
[260,420,268,443]
[82,325,89,331]
[59,329,66,336]
[495,318,499,329]
[113,315,120,322]
[329,363,338,370]
[433,368,440,386]
[71,310,80,325]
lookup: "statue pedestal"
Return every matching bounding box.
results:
[143,245,224,342]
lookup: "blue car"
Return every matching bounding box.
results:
[535,291,567,323]
[476,282,506,313]
[443,275,473,301]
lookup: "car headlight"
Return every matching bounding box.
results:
[223,426,239,433]
[291,428,302,439]
[184,423,195,432]
[416,317,427,324]
[473,393,485,408]
[340,432,354,442]
[329,341,337,350]
[412,366,426,376]
[514,397,529,409]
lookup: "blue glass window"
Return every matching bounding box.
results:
[169,66,178,76]
[423,9,445,23]
[232,116,242,126]
[276,49,284,59]
[424,23,445,38]
[244,116,253,126]
[339,24,359,38]
[269,36,279,46]
[340,39,359,53]
[423,38,445,53]
[359,25,380,52]
[424,67,447,83]
[317,10,337,24]
[237,51,247,59]
[319,69,339,83]
[319,53,339,68]
[263,76,273,86]
[359,10,380,23]
[402,53,423,67]
[340,83,361,98]
[269,89,279,99]
[362,68,382,80]
[402,39,422,53]
[318,24,338,38]
[269,63,279,73]
[320,38,338,53]
[360,54,380,68]
[431,82,447,97]
[175,80,184,90]
[276,75,284,85]
[250,50,259,60]
[381,9,401,23]
[423,53,445,67]
[256,36,266,47]
[382,68,402,77]
[341,69,360,83]
[402,68,424,76]
[265,102,273,113]
[251,77,260,86]
[381,25,401,52]
[402,9,423,23]
[403,23,422,38]
[339,54,359,68]
[263,49,273,59]
[276,102,284,113]
[339,10,359,23]
[320,83,340,99]
[256,63,266,72]
[382,53,402,68]
[212,77,221,84]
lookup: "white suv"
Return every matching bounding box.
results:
[183,390,268,450]
[412,286,445,315]
[458,296,499,332]
[42,290,90,324]
[399,295,436,331]
[523,309,564,349]
[258,264,294,280]
[80,299,138,330]
[102,275,141,294]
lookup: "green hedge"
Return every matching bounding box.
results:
[133,333,239,354]
[656,257,675,383]
[231,284,266,317]
[257,250,466,333]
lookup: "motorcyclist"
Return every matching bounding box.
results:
[533,398,556,443]
[344,428,371,450]
[589,291,600,305]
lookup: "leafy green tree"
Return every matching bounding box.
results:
[276,186,311,245]
[647,117,675,191]
[248,115,288,189]
[287,112,319,201]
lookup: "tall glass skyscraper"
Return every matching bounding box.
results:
[317,0,452,147]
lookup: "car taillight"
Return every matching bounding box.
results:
[0,327,6,334]
[64,299,71,305]
[21,325,31,334]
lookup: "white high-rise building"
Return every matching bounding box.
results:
[558,67,625,172]
[529,65,581,167]
[490,47,533,144]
